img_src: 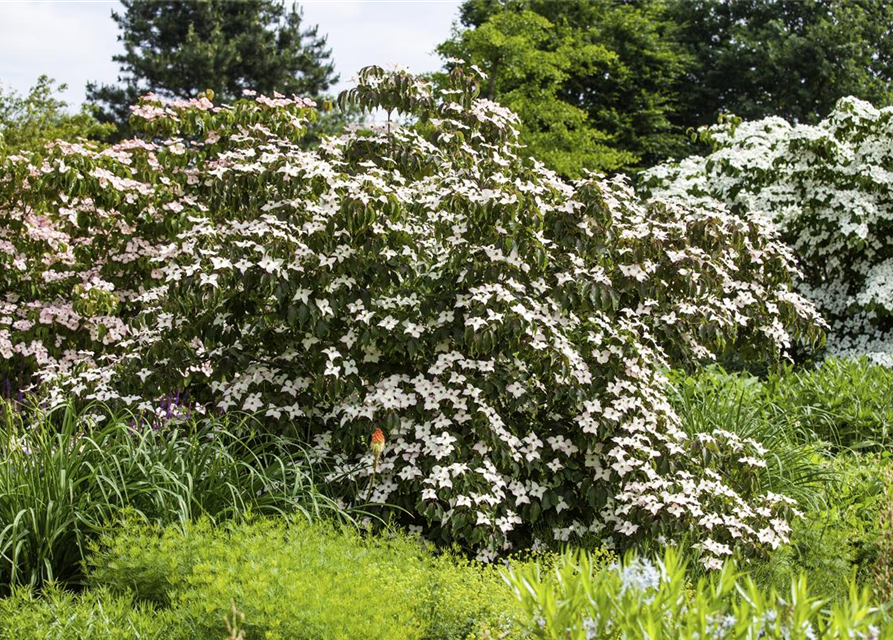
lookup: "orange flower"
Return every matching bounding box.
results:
[370,428,385,458]
[366,427,386,501]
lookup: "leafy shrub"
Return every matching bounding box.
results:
[670,363,892,600]
[0,400,342,593]
[644,97,893,364]
[0,64,824,560]
[669,366,830,509]
[88,517,527,640]
[504,547,893,639]
[0,586,179,640]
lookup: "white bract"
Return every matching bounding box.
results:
[644,97,893,364]
[0,65,822,562]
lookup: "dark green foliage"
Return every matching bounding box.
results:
[0,401,344,593]
[666,0,893,128]
[0,76,114,155]
[440,0,689,174]
[86,0,338,135]
[449,0,893,172]
[437,9,632,176]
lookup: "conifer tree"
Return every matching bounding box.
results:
[87,0,338,135]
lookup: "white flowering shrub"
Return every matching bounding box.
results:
[644,97,893,365]
[0,65,823,564]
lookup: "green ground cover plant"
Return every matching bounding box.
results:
[669,366,830,510]
[87,517,528,640]
[672,358,893,450]
[0,586,176,640]
[765,359,893,450]
[756,453,889,603]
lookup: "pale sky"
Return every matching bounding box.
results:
[0,1,463,108]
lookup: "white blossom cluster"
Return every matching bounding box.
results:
[0,65,823,564]
[644,97,893,365]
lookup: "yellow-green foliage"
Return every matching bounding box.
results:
[505,547,893,640]
[88,517,529,640]
[0,585,178,640]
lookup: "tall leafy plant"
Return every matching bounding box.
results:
[504,548,892,639]
[0,64,823,563]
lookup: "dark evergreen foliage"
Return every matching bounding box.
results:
[86,0,338,136]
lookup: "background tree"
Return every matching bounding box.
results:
[437,10,632,176]
[440,0,690,175]
[0,76,113,155]
[86,0,338,137]
[663,0,893,127]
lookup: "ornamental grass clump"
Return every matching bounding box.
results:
[0,64,824,563]
[0,400,342,592]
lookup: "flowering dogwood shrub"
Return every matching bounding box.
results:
[644,98,893,365]
[0,65,823,564]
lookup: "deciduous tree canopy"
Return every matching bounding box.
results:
[445,0,893,173]
[667,0,893,127]
[440,0,689,175]
[0,76,113,154]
